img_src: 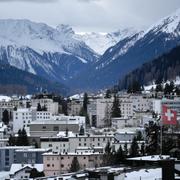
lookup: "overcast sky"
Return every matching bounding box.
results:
[0,0,180,32]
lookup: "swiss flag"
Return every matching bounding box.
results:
[162,105,177,125]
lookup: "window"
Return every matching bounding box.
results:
[61,164,64,168]
[61,157,64,160]
[48,144,52,147]
[47,164,50,167]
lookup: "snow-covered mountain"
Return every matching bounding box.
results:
[0,19,98,82]
[75,28,137,55]
[70,8,180,91]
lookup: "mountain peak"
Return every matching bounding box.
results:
[56,24,75,35]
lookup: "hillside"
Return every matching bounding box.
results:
[118,45,180,89]
[71,8,180,91]
[0,63,68,95]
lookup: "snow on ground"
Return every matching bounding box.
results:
[144,76,180,91]
[0,171,10,180]
[124,168,161,180]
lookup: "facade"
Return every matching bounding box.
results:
[15,148,50,164]
[0,100,14,122]
[40,134,114,153]
[67,100,83,116]
[0,146,34,171]
[31,98,59,115]
[111,117,134,129]
[9,164,43,179]
[30,116,85,137]
[119,99,134,118]
[13,108,52,133]
[43,152,103,176]
[87,98,113,127]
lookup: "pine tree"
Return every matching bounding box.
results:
[79,125,85,135]
[105,141,111,154]
[145,121,160,155]
[140,142,145,156]
[16,128,29,146]
[37,103,42,111]
[105,89,111,98]
[115,145,125,164]
[8,134,16,146]
[70,157,80,172]
[136,131,143,141]
[129,137,139,157]
[2,109,9,125]
[83,93,89,112]
[21,128,29,146]
[29,168,45,178]
[111,95,121,118]
[124,143,128,157]
[103,141,114,166]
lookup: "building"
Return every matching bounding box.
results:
[31,98,59,115]
[30,116,85,137]
[13,108,52,133]
[111,117,134,129]
[0,146,34,171]
[40,133,114,153]
[15,148,50,164]
[87,98,113,127]
[0,100,14,122]
[43,152,103,176]
[9,163,43,179]
[67,100,83,116]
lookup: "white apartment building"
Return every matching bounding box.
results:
[87,98,113,127]
[31,98,59,115]
[13,108,52,133]
[130,95,152,112]
[40,134,114,153]
[119,99,134,118]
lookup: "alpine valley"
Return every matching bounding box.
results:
[1,8,180,94]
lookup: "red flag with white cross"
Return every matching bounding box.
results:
[162,105,177,125]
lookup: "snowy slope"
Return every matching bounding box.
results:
[70,8,180,90]
[0,19,98,83]
[76,28,138,55]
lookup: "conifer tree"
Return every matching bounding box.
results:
[129,137,139,157]
[70,157,80,172]
[111,95,121,118]
[115,145,125,164]
[2,109,9,125]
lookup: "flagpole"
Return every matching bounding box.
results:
[160,117,163,155]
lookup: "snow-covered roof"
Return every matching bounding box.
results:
[0,95,11,102]
[10,163,43,175]
[16,148,50,152]
[128,155,171,161]
[43,151,102,156]
[125,168,161,180]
